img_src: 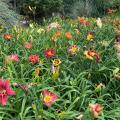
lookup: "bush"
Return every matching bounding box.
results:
[0,0,19,28]
[64,0,120,18]
[18,0,63,19]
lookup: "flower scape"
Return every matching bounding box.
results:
[0,16,120,120]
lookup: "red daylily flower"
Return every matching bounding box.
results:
[4,33,12,40]
[24,42,32,49]
[29,54,39,64]
[7,54,19,62]
[42,90,58,107]
[115,34,120,42]
[89,103,103,118]
[44,49,56,58]
[0,79,15,106]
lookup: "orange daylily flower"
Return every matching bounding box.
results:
[51,31,61,41]
[3,33,12,40]
[65,32,72,40]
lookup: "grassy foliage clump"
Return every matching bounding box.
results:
[0,16,120,120]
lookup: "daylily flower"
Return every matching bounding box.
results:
[115,34,120,42]
[65,32,72,40]
[44,49,56,58]
[68,45,79,55]
[4,33,12,40]
[7,54,19,62]
[59,111,65,118]
[33,67,42,77]
[0,79,15,106]
[116,52,120,58]
[114,42,120,51]
[96,18,102,28]
[107,8,117,14]
[51,65,60,80]
[113,68,119,75]
[84,50,100,62]
[89,103,103,118]
[86,32,94,41]
[95,83,105,92]
[52,59,61,66]
[29,54,39,64]
[47,22,61,31]
[114,74,120,80]
[51,31,61,41]
[41,90,58,107]
[79,17,90,26]
[24,42,32,49]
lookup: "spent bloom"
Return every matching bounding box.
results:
[24,42,32,49]
[44,49,56,58]
[4,33,12,40]
[0,79,15,106]
[7,54,19,62]
[41,90,58,107]
[29,54,39,64]
[89,103,103,118]
[68,45,79,55]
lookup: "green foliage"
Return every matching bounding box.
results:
[0,16,120,119]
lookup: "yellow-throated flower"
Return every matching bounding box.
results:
[84,50,100,62]
[52,59,61,66]
[68,45,79,55]
[86,32,94,41]
[95,83,105,92]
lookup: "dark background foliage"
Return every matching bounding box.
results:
[0,0,120,27]
[7,0,120,18]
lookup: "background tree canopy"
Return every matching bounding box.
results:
[0,0,120,28]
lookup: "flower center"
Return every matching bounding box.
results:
[0,87,6,95]
[48,51,53,56]
[44,96,52,103]
[87,34,93,40]
[71,47,77,52]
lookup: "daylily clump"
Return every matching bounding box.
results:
[0,16,119,119]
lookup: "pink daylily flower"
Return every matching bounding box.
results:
[41,90,58,107]
[7,54,19,62]
[89,103,103,118]
[0,79,15,106]
[24,42,32,49]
